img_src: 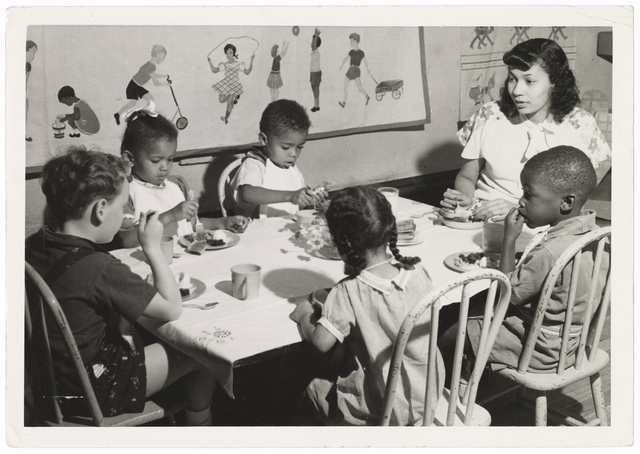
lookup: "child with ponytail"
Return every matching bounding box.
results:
[289,186,445,425]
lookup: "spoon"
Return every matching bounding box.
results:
[183,302,219,310]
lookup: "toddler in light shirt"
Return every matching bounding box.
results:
[116,112,249,248]
[230,99,327,218]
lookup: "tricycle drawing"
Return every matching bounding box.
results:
[370,73,404,101]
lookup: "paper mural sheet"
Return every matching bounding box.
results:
[25,25,430,168]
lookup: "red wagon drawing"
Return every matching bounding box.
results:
[374,79,404,101]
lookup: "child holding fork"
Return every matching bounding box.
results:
[115,111,249,248]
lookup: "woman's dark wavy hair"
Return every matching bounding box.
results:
[499,38,580,123]
[41,147,127,229]
[325,186,420,278]
[121,111,178,156]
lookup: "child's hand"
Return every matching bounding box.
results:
[473,199,517,222]
[137,211,163,249]
[224,216,250,233]
[289,300,315,324]
[170,201,198,223]
[503,207,525,241]
[290,188,318,208]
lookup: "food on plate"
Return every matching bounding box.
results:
[453,252,498,271]
[397,219,416,241]
[176,272,196,297]
[212,230,228,242]
[184,230,227,247]
[146,271,196,297]
[439,204,482,223]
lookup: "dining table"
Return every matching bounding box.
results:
[110,197,534,398]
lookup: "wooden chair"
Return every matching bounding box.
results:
[480,226,611,426]
[25,262,187,427]
[217,158,242,217]
[380,269,512,426]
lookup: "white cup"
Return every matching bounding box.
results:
[296,209,316,229]
[231,264,261,300]
[379,187,400,214]
[160,235,174,264]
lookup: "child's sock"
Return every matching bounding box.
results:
[145,100,158,117]
[183,405,213,426]
[458,355,472,403]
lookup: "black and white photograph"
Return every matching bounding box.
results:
[5,4,634,450]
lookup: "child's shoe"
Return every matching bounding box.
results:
[183,405,213,426]
[338,101,345,108]
[114,113,120,125]
[365,94,370,105]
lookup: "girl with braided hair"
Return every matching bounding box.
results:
[290,186,445,425]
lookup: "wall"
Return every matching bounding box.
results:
[25,27,612,236]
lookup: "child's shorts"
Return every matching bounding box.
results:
[126,79,149,100]
[310,71,322,84]
[59,328,147,418]
[346,66,361,80]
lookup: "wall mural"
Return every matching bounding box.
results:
[25,25,430,169]
[459,26,577,122]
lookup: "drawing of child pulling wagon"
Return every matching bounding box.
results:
[373,78,404,101]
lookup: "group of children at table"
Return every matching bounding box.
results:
[26,96,608,426]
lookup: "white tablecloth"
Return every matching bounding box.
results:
[111,198,532,397]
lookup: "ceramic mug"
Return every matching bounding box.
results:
[231,264,261,300]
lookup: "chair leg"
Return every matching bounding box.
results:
[590,373,608,426]
[534,391,547,426]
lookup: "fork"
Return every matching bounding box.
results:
[188,190,205,239]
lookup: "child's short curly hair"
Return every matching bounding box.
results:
[325,186,420,278]
[523,146,597,206]
[259,99,311,138]
[121,112,178,156]
[42,147,128,229]
[499,38,580,123]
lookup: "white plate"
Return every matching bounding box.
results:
[444,252,498,273]
[397,230,426,246]
[182,278,206,302]
[437,213,483,230]
[178,230,241,250]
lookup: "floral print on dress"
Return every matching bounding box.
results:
[457,102,500,146]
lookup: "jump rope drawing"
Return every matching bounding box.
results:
[207,36,260,124]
